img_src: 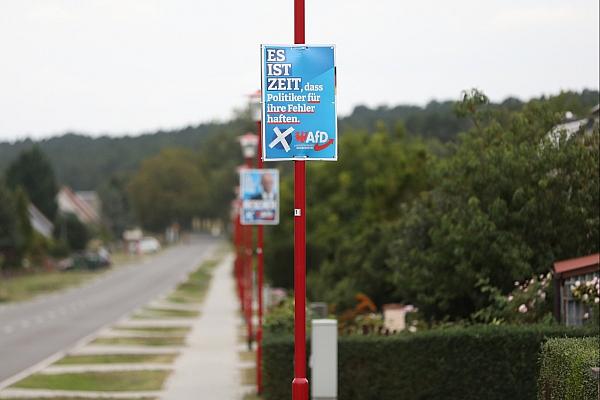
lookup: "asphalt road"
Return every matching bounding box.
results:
[0,234,220,383]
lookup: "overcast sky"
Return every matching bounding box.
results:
[0,0,598,141]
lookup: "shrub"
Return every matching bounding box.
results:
[264,298,295,335]
[472,273,554,324]
[538,337,599,400]
[263,324,598,400]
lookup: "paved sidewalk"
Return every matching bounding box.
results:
[162,254,243,400]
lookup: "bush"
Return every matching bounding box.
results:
[538,337,599,400]
[263,298,295,335]
[263,324,598,400]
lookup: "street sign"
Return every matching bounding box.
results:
[240,169,280,225]
[261,45,337,161]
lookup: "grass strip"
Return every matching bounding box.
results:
[55,354,177,365]
[0,398,157,400]
[166,259,219,304]
[91,336,185,347]
[111,326,191,335]
[12,371,169,391]
[239,350,255,362]
[0,270,100,303]
[133,308,199,319]
[241,366,256,386]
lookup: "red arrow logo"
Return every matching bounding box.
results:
[314,139,334,151]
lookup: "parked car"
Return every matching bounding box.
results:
[138,236,161,254]
[60,249,111,271]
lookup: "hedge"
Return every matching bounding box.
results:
[538,337,599,400]
[263,324,598,400]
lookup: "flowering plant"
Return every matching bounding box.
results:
[472,272,554,324]
[570,277,600,305]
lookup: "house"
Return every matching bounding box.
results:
[57,186,100,224]
[553,253,600,326]
[28,203,54,239]
[75,191,101,218]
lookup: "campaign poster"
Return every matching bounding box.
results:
[261,45,337,161]
[240,169,279,225]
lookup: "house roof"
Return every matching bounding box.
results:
[58,186,100,223]
[28,203,54,239]
[553,253,600,276]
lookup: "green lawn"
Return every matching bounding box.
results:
[2,397,158,400]
[133,308,199,319]
[166,259,218,304]
[55,354,177,365]
[112,326,191,335]
[239,350,255,362]
[12,371,169,391]
[91,336,185,347]
[1,398,157,400]
[0,270,101,303]
[241,366,256,386]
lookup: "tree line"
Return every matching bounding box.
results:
[264,89,599,322]
[1,89,597,325]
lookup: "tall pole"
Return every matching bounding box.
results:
[234,201,243,310]
[256,119,265,394]
[244,156,254,351]
[292,1,309,399]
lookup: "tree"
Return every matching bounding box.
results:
[55,213,89,251]
[14,188,34,257]
[387,93,600,320]
[6,146,58,221]
[0,182,21,268]
[98,174,135,238]
[128,148,208,231]
[265,126,433,310]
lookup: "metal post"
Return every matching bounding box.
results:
[292,4,308,399]
[234,209,243,309]
[256,119,265,394]
[244,156,254,350]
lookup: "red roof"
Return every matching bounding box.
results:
[554,253,599,275]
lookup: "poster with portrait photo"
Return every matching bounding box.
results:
[240,169,279,225]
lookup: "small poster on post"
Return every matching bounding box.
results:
[240,169,280,225]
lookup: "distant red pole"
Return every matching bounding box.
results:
[244,156,254,350]
[292,0,309,399]
[234,208,243,308]
[256,119,265,394]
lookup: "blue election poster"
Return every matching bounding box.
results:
[261,45,337,161]
[240,169,279,225]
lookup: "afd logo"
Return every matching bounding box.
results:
[295,131,334,151]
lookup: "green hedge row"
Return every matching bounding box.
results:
[263,325,598,400]
[538,337,599,400]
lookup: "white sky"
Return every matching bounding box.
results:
[0,0,598,141]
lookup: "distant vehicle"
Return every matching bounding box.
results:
[138,237,161,254]
[60,249,112,271]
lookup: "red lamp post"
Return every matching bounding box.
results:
[239,132,259,350]
[292,1,309,399]
[232,196,243,308]
[249,91,265,394]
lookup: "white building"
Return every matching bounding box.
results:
[57,186,100,224]
[28,204,54,239]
